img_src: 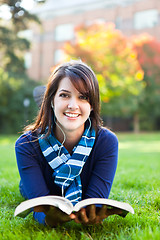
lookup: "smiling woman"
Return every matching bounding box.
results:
[52,77,92,148]
[15,60,119,227]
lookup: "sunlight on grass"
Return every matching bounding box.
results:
[0,138,12,145]
[119,140,160,152]
[0,135,19,145]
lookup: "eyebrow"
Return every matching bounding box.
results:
[59,89,71,93]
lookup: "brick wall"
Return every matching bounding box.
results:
[27,0,160,81]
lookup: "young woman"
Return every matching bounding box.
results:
[15,60,119,227]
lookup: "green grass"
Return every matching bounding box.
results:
[0,133,160,239]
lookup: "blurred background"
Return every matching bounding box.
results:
[0,0,160,134]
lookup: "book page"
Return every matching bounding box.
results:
[14,196,74,217]
[73,198,134,214]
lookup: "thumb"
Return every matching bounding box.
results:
[69,213,76,220]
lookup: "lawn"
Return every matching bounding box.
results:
[0,133,160,239]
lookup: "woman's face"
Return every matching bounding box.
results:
[53,77,91,136]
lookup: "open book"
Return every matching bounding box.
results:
[14,195,134,218]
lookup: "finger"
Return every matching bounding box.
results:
[87,204,96,222]
[73,211,82,223]
[79,208,89,224]
[74,215,81,224]
[69,213,76,220]
[97,205,107,217]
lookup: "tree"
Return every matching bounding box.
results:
[63,22,144,131]
[0,0,40,74]
[0,0,44,133]
[0,68,38,133]
[132,34,160,130]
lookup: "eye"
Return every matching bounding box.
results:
[59,93,69,98]
[79,95,89,101]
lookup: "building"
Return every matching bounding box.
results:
[25,0,160,81]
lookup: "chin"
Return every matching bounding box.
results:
[64,124,84,132]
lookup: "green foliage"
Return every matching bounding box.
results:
[0,68,38,134]
[0,133,160,239]
[0,25,30,72]
[1,0,40,32]
[0,0,40,74]
[0,0,44,134]
[133,35,160,130]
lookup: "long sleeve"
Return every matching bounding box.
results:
[81,128,118,199]
[15,132,50,224]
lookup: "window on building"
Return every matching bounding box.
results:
[24,52,32,69]
[54,49,65,64]
[134,9,158,30]
[54,23,74,41]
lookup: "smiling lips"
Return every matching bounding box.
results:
[64,112,80,118]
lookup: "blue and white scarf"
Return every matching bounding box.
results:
[38,120,95,205]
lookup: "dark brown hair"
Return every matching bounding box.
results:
[25,60,102,136]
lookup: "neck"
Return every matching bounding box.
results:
[54,126,84,154]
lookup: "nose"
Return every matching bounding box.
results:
[68,97,79,110]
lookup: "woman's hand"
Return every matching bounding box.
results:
[34,205,76,227]
[74,204,122,225]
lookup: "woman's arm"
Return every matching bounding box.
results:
[15,133,75,226]
[85,129,118,199]
[15,133,50,224]
[15,134,50,199]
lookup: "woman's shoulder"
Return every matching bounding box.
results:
[96,127,118,145]
[15,131,38,147]
[92,127,118,156]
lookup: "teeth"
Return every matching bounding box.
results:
[65,113,79,118]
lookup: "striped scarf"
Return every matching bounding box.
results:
[38,120,95,205]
